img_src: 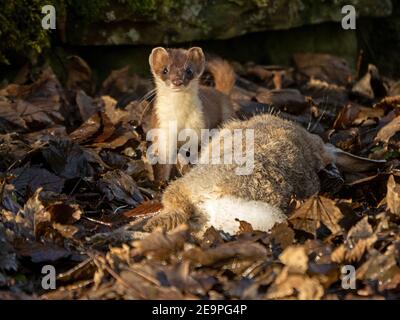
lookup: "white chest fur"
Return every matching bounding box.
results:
[155,83,205,134]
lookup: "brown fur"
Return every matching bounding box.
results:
[144,114,334,232]
[206,58,236,95]
[148,47,236,181]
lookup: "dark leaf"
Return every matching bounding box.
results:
[75,90,99,122]
[69,112,102,143]
[11,166,65,196]
[255,89,309,114]
[66,56,94,95]
[98,169,143,206]
[42,139,95,179]
[293,53,352,86]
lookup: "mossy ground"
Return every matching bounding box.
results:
[0,0,50,64]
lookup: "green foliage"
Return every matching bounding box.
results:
[63,0,110,21]
[64,0,165,22]
[0,0,165,64]
[0,0,51,64]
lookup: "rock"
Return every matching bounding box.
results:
[359,0,400,77]
[62,0,392,46]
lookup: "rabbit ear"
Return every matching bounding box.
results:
[325,144,386,173]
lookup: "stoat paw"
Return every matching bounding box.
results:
[143,211,188,232]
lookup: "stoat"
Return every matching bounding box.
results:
[148,47,236,181]
[144,114,385,236]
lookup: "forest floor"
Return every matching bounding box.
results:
[0,52,400,299]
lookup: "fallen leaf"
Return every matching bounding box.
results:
[123,201,163,218]
[255,89,309,114]
[132,225,189,260]
[97,169,143,206]
[357,245,400,291]
[331,216,377,263]
[374,95,400,110]
[184,240,267,266]
[376,116,400,144]
[69,112,102,143]
[100,65,151,103]
[266,267,324,300]
[289,195,344,236]
[66,56,94,95]
[352,64,386,100]
[333,103,384,129]
[42,139,96,179]
[386,175,400,215]
[75,90,99,122]
[17,241,71,263]
[11,166,65,196]
[269,222,295,250]
[236,218,253,234]
[293,53,352,86]
[0,223,18,271]
[279,245,308,274]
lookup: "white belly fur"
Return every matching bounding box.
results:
[199,196,286,234]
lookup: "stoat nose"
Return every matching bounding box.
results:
[171,79,183,86]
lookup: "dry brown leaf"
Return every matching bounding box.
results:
[75,90,99,121]
[279,245,308,274]
[374,95,400,110]
[333,103,384,129]
[293,53,352,86]
[91,131,138,150]
[97,169,143,206]
[69,112,101,143]
[132,225,189,260]
[289,195,343,236]
[184,241,267,266]
[357,245,400,291]
[0,68,64,131]
[269,222,295,250]
[331,216,377,263]
[118,264,191,299]
[255,89,309,114]
[100,65,150,101]
[386,175,400,215]
[352,64,386,100]
[123,201,163,218]
[266,267,324,300]
[66,56,94,95]
[236,219,253,234]
[376,116,400,144]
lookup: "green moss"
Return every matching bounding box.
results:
[0,0,50,64]
[63,0,179,22]
[0,0,175,64]
[63,0,110,22]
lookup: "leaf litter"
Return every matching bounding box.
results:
[0,53,400,300]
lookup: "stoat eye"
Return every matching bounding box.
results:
[185,67,193,77]
[162,67,169,74]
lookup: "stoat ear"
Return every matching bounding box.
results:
[149,47,169,71]
[188,47,205,75]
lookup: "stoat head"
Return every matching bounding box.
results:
[149,47,205,92]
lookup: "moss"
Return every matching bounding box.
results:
[62,0,110,22]
[0,0,51,65]
[0,0,180,64]
[63,0,181,22]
